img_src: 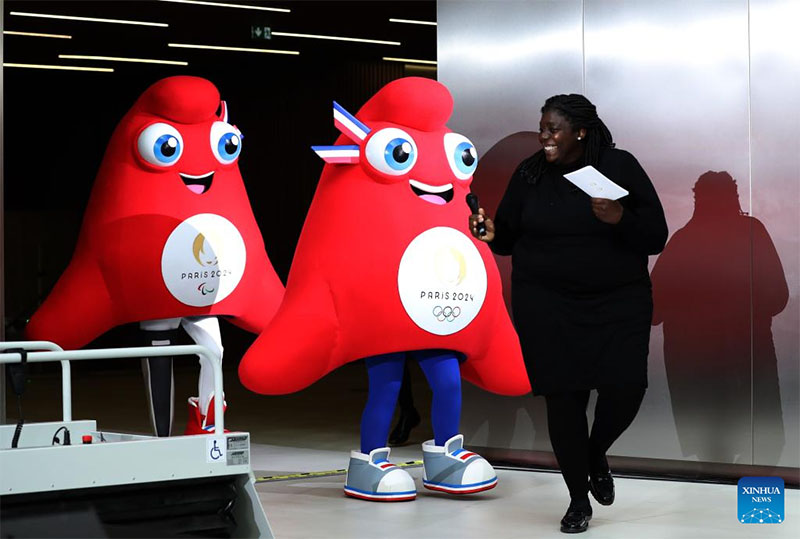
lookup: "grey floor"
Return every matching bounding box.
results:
[7,358,800,538]
[251,442,800,539]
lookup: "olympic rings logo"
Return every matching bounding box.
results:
[432,305,461,322]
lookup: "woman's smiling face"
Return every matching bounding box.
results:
[538,110,586,165]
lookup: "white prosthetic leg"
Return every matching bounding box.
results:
[181,316,227,434]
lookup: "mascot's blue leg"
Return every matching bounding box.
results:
[415,350,498,495]
[361,352,406,454]
[346,352,416,501]
[415,350,461,445]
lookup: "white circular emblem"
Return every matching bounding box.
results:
[397,227,487,335]
[161,214,246,306]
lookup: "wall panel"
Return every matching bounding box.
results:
[438,0,584,453]
[585,0,752,464]
[439,0,799,471]
[750,0,800,468]
[438,0,583,157]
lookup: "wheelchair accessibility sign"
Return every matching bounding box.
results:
[207,437,226,463]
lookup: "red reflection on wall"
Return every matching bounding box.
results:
[651,171,788,463]
[471,132,541,315]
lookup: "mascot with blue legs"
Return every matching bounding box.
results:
[239,77,530,500]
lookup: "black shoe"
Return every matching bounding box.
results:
[560,501,592,534]
[388,409,421,446]
[589,470,615,506]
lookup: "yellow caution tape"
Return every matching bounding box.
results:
[256,460,423,483]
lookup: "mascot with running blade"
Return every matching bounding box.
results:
[239,77,530,501]
[26,76,284,436]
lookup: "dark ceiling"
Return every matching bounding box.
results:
[2,0,438,338]
[3,1,437,67]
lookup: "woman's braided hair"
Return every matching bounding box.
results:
[518,94,615,184]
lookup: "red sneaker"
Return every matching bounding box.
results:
[184,395,229,435]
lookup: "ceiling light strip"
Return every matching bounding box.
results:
[271,32,400,46]
[383,57,437,65]
[3,30,72,39]
[59,55,188,66]
[389,18,437,26]
[3,63,114,72]
[159,0,290,12]
[9,11,168,27]
[168,43,299,55]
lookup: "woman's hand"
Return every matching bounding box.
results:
[591,198,623,224]
[469,208,496,242]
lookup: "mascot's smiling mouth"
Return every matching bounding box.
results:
[409,179,454,205]
[180,172,214,194]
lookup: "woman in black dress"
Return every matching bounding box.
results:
[469,94,668,533]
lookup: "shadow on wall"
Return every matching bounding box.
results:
[462,132,548,449]
[651,171,788,465]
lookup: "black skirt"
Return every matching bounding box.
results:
[512,278,652,395]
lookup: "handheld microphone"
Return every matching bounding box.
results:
[466,193,487,236]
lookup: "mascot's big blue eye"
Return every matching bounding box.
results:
[219,133,240,158]
[210,121,242,164]
[385,138,414,170]
[157,135,180,160]
[365,128,418,176]
[443,133,478,180]
[457,142,476,168]
[137,123,184,167]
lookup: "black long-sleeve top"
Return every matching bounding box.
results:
[490,148,668,293]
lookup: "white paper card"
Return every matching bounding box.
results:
[563,166,629,200]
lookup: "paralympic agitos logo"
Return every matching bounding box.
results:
[161,214,247,307]
[183,232,235,296]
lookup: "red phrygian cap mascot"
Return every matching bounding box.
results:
[239,77,529,501]
[26,76,284,435]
